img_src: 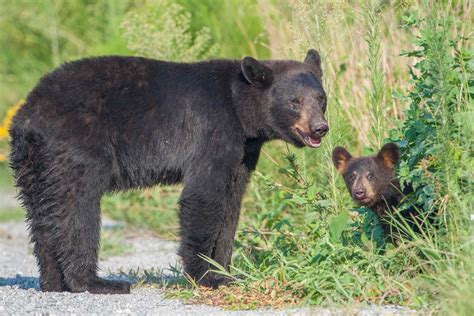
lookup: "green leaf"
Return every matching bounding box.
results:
[329,211,350,243]
[307,184,317,200]
[292,195,307,205]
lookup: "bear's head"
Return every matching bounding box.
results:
[332,143,400,207]
[240,49,328,148]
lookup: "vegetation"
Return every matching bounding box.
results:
[0,0,472,313]
[0,207,24,223]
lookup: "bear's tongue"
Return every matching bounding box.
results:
[304,135,321,148]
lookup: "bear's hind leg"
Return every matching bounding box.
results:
[32,229,68,291]
[56,174,130,294]
[10,131,68,292]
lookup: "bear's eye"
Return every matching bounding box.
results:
[367,173,374,180]
[290,97,303,110]
[349,174,356,181]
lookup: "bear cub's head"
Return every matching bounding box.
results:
[241,49,328,148]
[332,143,400,208]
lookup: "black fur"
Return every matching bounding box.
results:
[9,50,327,293]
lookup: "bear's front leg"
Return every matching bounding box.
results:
[178,184,225,288]
[211,164,250,280]
[177,161,246,288]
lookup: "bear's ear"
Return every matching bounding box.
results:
[376,142,400,169]
[304,49,322,77]
[332,146,353,174]
[241,57,274,88]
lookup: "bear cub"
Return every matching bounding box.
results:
[332,143,420,241]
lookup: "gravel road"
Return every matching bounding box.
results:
[0,191,417,315]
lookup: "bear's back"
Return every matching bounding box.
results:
[12,57,240,141]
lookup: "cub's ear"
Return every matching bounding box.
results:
[332,146,353,174]
[304,49,322,77]
[376,142,400,169]
[241,57,274,88]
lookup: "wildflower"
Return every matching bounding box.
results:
[0,99,24,140]
[0,99,24,162]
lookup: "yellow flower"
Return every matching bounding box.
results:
[0,153,6,162]
[0,99,24,140]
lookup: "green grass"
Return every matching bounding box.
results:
[0,207,24,222]
[101,187,180,239]
[0,164,14,190]
[100,227,133,260]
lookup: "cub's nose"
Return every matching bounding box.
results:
[354,189,366,199]
[311,122,329,137]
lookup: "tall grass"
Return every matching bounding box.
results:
[364,1,387,149]
[259,0,417,147]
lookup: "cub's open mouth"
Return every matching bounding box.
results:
[296,128,322,148]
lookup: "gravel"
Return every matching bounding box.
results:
[0,192,418,315]
[0,190,18,209]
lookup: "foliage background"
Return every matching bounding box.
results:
[0,0,472,313]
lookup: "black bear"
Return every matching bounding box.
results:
[9,49,328,293]
[332,143,420,240]
[332,143,401,217]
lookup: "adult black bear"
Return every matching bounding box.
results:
[9,49,328,293]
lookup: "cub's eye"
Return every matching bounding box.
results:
[349,174,356,181]
[367,173,374,180]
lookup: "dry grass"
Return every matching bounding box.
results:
[167,281,302,310]
[258,0,418,148]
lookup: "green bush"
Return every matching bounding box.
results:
[391,12,473,228]
[122,0,218,61]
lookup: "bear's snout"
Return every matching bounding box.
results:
[353,188,367,200]
[310,122,329,137]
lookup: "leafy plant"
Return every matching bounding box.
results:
[122,0,218,61]
[389,8,473,231]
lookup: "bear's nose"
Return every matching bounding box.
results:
[311,122,329,137]
[354,189,366,199]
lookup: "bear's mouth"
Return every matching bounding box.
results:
[353,195,375,206]
[296,128,322,148]
[355,196,372,205]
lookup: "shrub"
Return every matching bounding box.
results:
[121,0,218,61]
